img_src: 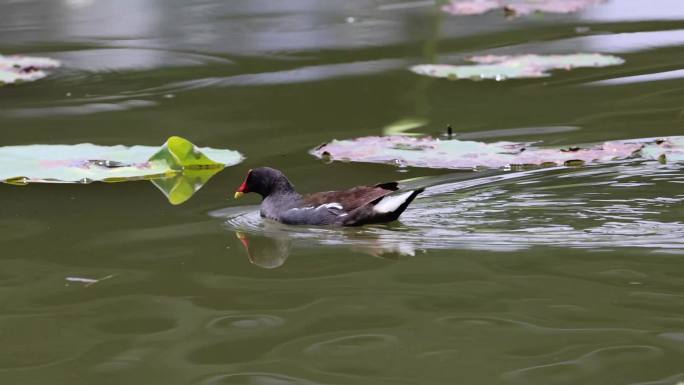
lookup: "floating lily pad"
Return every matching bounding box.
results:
[0,54,60,85]
[0,136,242,184]
[1,136,243,204]
[311,135,684,170]
[410,54,624,81]
[442,0,605,17]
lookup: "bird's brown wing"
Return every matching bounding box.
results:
[301,182,398,212]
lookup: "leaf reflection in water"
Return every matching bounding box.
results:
[151,168,224,206]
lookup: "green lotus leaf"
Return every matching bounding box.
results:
[411,54,624,81]
[311,135,684,170]
[149,136,226,170]
[0,136,243,204]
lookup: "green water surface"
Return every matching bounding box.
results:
[1,1,684,384]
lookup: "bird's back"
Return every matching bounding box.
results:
[258,180,421,226]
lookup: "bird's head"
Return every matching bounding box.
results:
[234,167,294,199]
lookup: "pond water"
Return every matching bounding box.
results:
[1,1,684,384]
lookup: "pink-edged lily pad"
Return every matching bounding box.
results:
[0,136,242,185]
[0,54,61,85]
[410,54,624,81]
[311,135,684,170]
[442,0,605,17]
[0,136,244,205]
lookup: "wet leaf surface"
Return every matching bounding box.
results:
[0,136,243,204]
[410,54,624,80]
[311,135,684,170]
[442,0,606,17]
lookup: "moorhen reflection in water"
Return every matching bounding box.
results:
[235,231,291,269]
[233,229,418,269]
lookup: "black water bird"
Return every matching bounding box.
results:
[234,167,423,226]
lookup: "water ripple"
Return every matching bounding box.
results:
[215,161,684,262]
[503,345,665,384]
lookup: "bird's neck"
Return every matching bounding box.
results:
[275,178,296,193]
[263,178,297,199]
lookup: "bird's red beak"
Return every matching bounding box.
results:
[234,169,252,199]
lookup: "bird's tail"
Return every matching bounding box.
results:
[341,188,424,226]
[371,188,424,221]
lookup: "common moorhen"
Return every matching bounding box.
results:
[234,167,424,226]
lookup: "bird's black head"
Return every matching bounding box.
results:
[234,167,295,199]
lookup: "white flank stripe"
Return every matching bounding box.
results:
[373,191,413,214]
[290,203,343,212]
[321,203,343,210]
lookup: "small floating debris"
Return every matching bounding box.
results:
[0,54,60,85]
[381,118,429,136]
[410,54,624,81]
[66,274,115,287]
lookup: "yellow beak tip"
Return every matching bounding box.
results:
[234,191,244,199]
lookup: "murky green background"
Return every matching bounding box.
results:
[2,1,684,384]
